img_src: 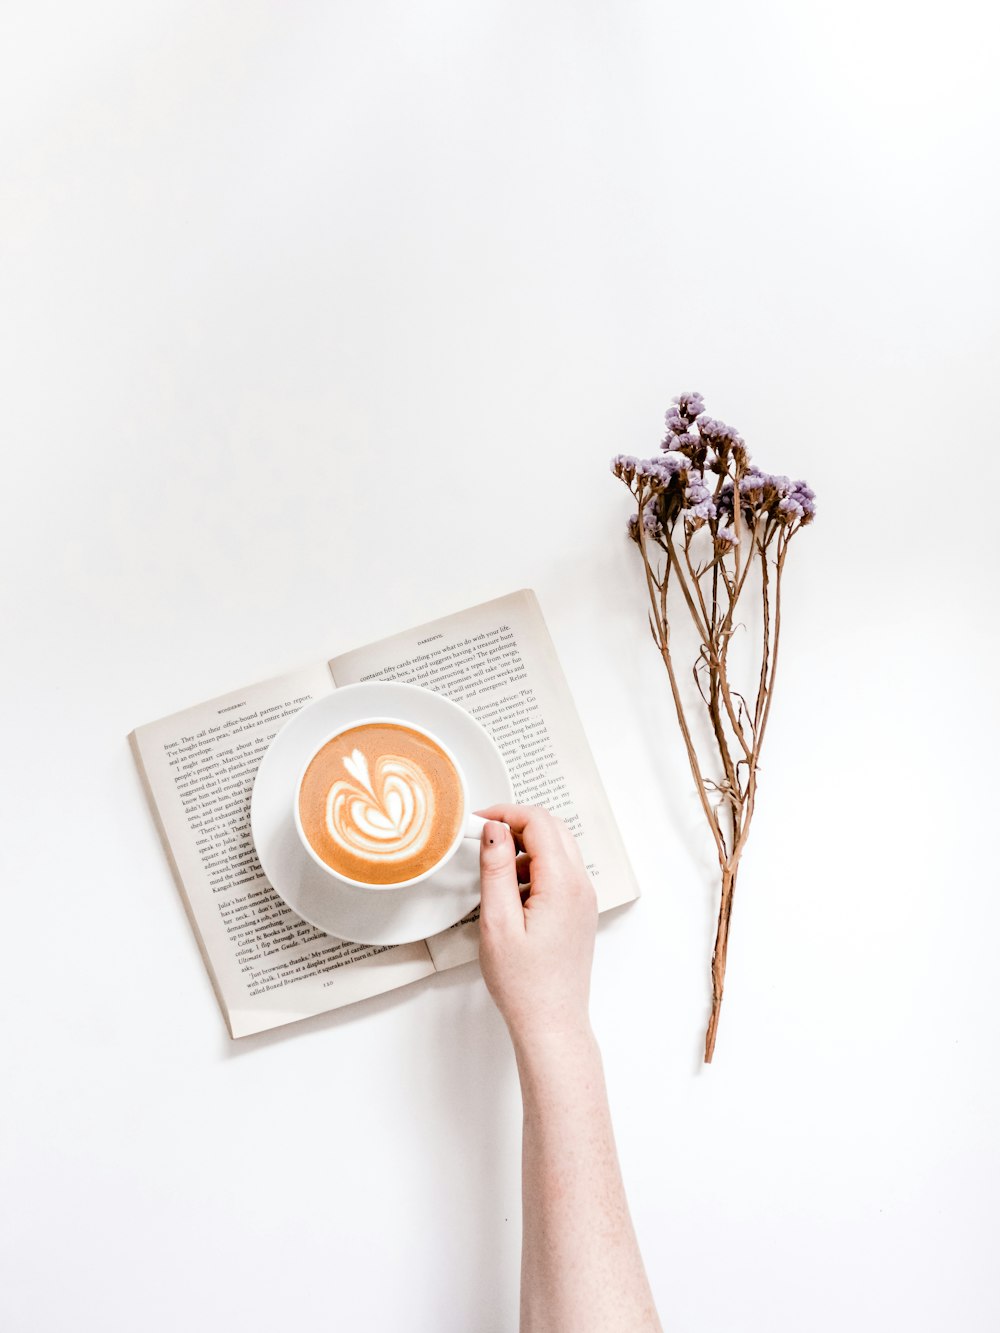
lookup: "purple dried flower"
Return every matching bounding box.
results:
[659,450,688,475]
[683,469,718,523]
[673,391,706,421]
[697,416,745,453]
[633,458,670,490]
[619,395,815,550]
[611,453,640,484]
[715,525,738,548]
[635,454,690,492]
[790,479,816,522]
[643,503,665,541]
[774,479,816,524]
[627,500,667,543]
[685,472,711,506]
[719,474,766,525]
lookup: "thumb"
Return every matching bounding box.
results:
[478,821,523,933]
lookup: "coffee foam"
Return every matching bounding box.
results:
[326,748,434,863]
[298,723,463,885]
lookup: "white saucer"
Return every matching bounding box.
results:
[249,682,514,946]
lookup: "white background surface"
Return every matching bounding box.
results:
[2,3,998,1330]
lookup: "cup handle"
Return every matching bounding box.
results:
[464,814,511,841]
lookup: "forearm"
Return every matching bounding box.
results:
[514,1028,662,1333]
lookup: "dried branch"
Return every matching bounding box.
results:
[611,396,815,1061]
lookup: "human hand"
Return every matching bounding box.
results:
[476,803,598,1051]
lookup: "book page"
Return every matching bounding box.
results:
[130,665,434,1038]
[329,589,639,972]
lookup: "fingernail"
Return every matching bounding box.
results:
[483,820,506,847]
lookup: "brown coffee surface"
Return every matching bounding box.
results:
[298,722,463,885]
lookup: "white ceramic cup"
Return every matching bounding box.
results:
[292,715,488,890]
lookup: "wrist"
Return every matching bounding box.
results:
[510,1021,598,1075]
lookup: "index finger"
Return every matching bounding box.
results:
[475,803,567,859]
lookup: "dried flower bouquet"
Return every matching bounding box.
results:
[612,393,815,1061]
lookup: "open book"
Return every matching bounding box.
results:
[130,589,639,1038]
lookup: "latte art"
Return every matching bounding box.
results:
[326,748,435,863]
[298,722,465,886]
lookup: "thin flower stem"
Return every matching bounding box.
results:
[665,530,711,641]
[756,535,788,751]
[704,863,737,1062]
[725,516,764,617]
[726,541,788,871]
[753,540,771,733]
[668,531,753,763]
[638,534,727,864]
[717,517,769,761]
[708,556,739,800]
[682,537,740,797]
